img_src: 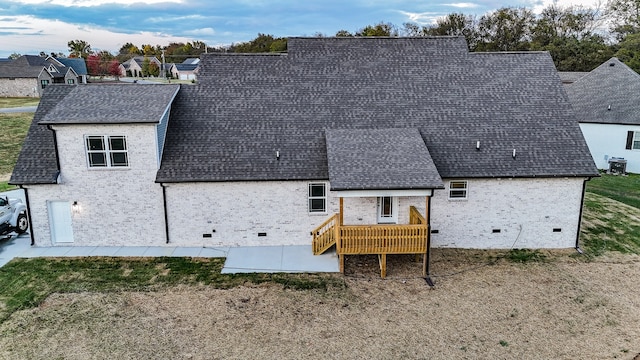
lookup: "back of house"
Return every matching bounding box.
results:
[11,36,598,251]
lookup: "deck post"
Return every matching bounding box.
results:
[423,196,432,280]
[338,197,344,273]
[379,254,387,278]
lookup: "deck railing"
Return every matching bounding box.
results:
[311,213,338,255]
[339,224,427,255]
[409,206,426,225]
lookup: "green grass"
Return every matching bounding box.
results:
[0,112,33,179]
[505,249,546,263]
[0,97,39,108]
[586,172,640,209]
[0,257,346,323]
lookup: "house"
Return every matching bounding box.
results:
[0,55,79,97]
[56,57,88,84]
[170,58,199,80]
[10,37,598,274]
[565,58,640,173]
[119,56,162,78]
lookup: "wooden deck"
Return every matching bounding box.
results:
[312,206,429,278]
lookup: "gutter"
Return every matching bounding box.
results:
[161,183,170,244]
[18,185,35,246]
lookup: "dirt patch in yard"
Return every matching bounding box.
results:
[1,250,639,360]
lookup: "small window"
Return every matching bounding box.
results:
[625,131,640,150]
[308,183,326,213]
[86,135,128,168]
[40,79,49,89]
[67,79,75,84]
[449,180,468,199]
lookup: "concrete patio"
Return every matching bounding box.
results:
[0,234,340,273]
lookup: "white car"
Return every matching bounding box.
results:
[0,195,28,237]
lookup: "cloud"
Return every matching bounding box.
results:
[398,11,442,25]
[183,27,216,36]
[0,15,191,55]
[6,0,181,7]
[443,3,479,8]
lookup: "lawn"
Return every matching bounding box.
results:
[586,172,640,209]
[0,97,39,108]
[0,112,33,188]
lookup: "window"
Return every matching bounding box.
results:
[449,180,468,199]
[67,79,75,84]
[626,131,640,150]
[40,79,49,89]
[308,183,326,213]
[85,136,128,168]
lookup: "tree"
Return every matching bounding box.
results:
[476,7,535,51]
[68,39,92,59]
[355,22,398,36]
[335,29,353,37]
[230,34,288,53]
[108,59,122,79]
[422,13,479,50]
[8,53,21,60]
[615,32,640,73]
[607,0,640,39]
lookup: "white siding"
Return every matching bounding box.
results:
[580,123,640,173]
[26,124,166,246]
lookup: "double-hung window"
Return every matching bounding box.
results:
[86,136,129,168]
[449,180,468,199]
[308,183,326,213]
[626,131,640,150]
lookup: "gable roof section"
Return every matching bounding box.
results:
[325,128,443,191]
[56,57,88,75]
[565,57,640,125]
[39,84,180,125]
[173,63,198,72]
[0,56,45,78]
[10,86,75,185]
[157,37,598,183]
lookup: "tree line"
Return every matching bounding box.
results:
[12,1,640,75]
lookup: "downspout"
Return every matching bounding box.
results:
[425,196,435,287]
[18,185,35,246]
[575,178,590,254]
[161,183,170,244]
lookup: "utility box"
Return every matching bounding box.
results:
[608,157,627,174]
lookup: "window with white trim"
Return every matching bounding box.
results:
[67,79,75,84]
[449,180,468,199]
[308,183,326,213]
[626,131,640,150]
[40,79,49,89]
[85,135,129,168]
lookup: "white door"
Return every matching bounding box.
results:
[48,201,74,243]
[377,197,398,224]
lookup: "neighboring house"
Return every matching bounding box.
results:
[565,58,640,173]
[11,38,598,257]
[170,58,199,80]
[0,55,79,97]
[56,57,88,84]
[120,56,162,77]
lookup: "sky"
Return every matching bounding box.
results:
[0,0,604,58]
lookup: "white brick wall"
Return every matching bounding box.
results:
[26,124,166,246]
[429,177,586,249]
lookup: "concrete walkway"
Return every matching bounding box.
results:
[0,106,37,113]
[0,234,339,273]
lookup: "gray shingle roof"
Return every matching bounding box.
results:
[156,37,597,183]
[10,85,75,185]
[325,128,444,191]
[39,84,180,124]
[0,56,45,78]
[565,57,640,125]
[56,57,88,76]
